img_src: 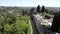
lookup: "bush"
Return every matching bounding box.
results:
[0,7,32,34]
[0,13,31,34]
[45,14,51,19]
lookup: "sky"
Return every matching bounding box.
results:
[0,0,60,7]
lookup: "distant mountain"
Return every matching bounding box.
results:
[46,7,60,12]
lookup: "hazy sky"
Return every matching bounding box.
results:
[0,0,60,7]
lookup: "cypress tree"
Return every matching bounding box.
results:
[41,6,45,15]
[41,6,45,13]
[37,5,40,13]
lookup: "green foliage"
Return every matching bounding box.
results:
[30,7,35,12]
[45,8,49,13]
[41,6,45,13]
[45,14,51,19]
[37,5,40,13]
[23,9,29,16]
[55,11,60,16]
[23,9,25,16]
[30,7,37,14]
[1,15,31,34]
[0,7,31,34]
[45,8,55,15]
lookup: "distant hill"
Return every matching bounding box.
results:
[19,7,60,12]
[0,6,60,12]
[46,7,60,12]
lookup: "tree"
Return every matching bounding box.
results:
[24,9,28,15]
[30,7,35,14]
[37,5,40,13]
[41,6,45,15]
[23,9,29,16]
[23,9,25,16]
[41,6,45,14]
[51,11,60,33]
[45,8,49,13]
[0,7,32,34]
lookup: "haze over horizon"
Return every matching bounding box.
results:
[0,0,60,7]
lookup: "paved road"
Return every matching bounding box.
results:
[30,19,40,34]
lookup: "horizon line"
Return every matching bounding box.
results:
[0,5,60,7]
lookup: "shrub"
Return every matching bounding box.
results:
[45,14,51,19]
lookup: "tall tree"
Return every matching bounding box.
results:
[51,11,60,33]
[41,6,45,13]
[41,6,45,15]
[23,9,29,16]
[23,9,25,16]
[37,5,40,13]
